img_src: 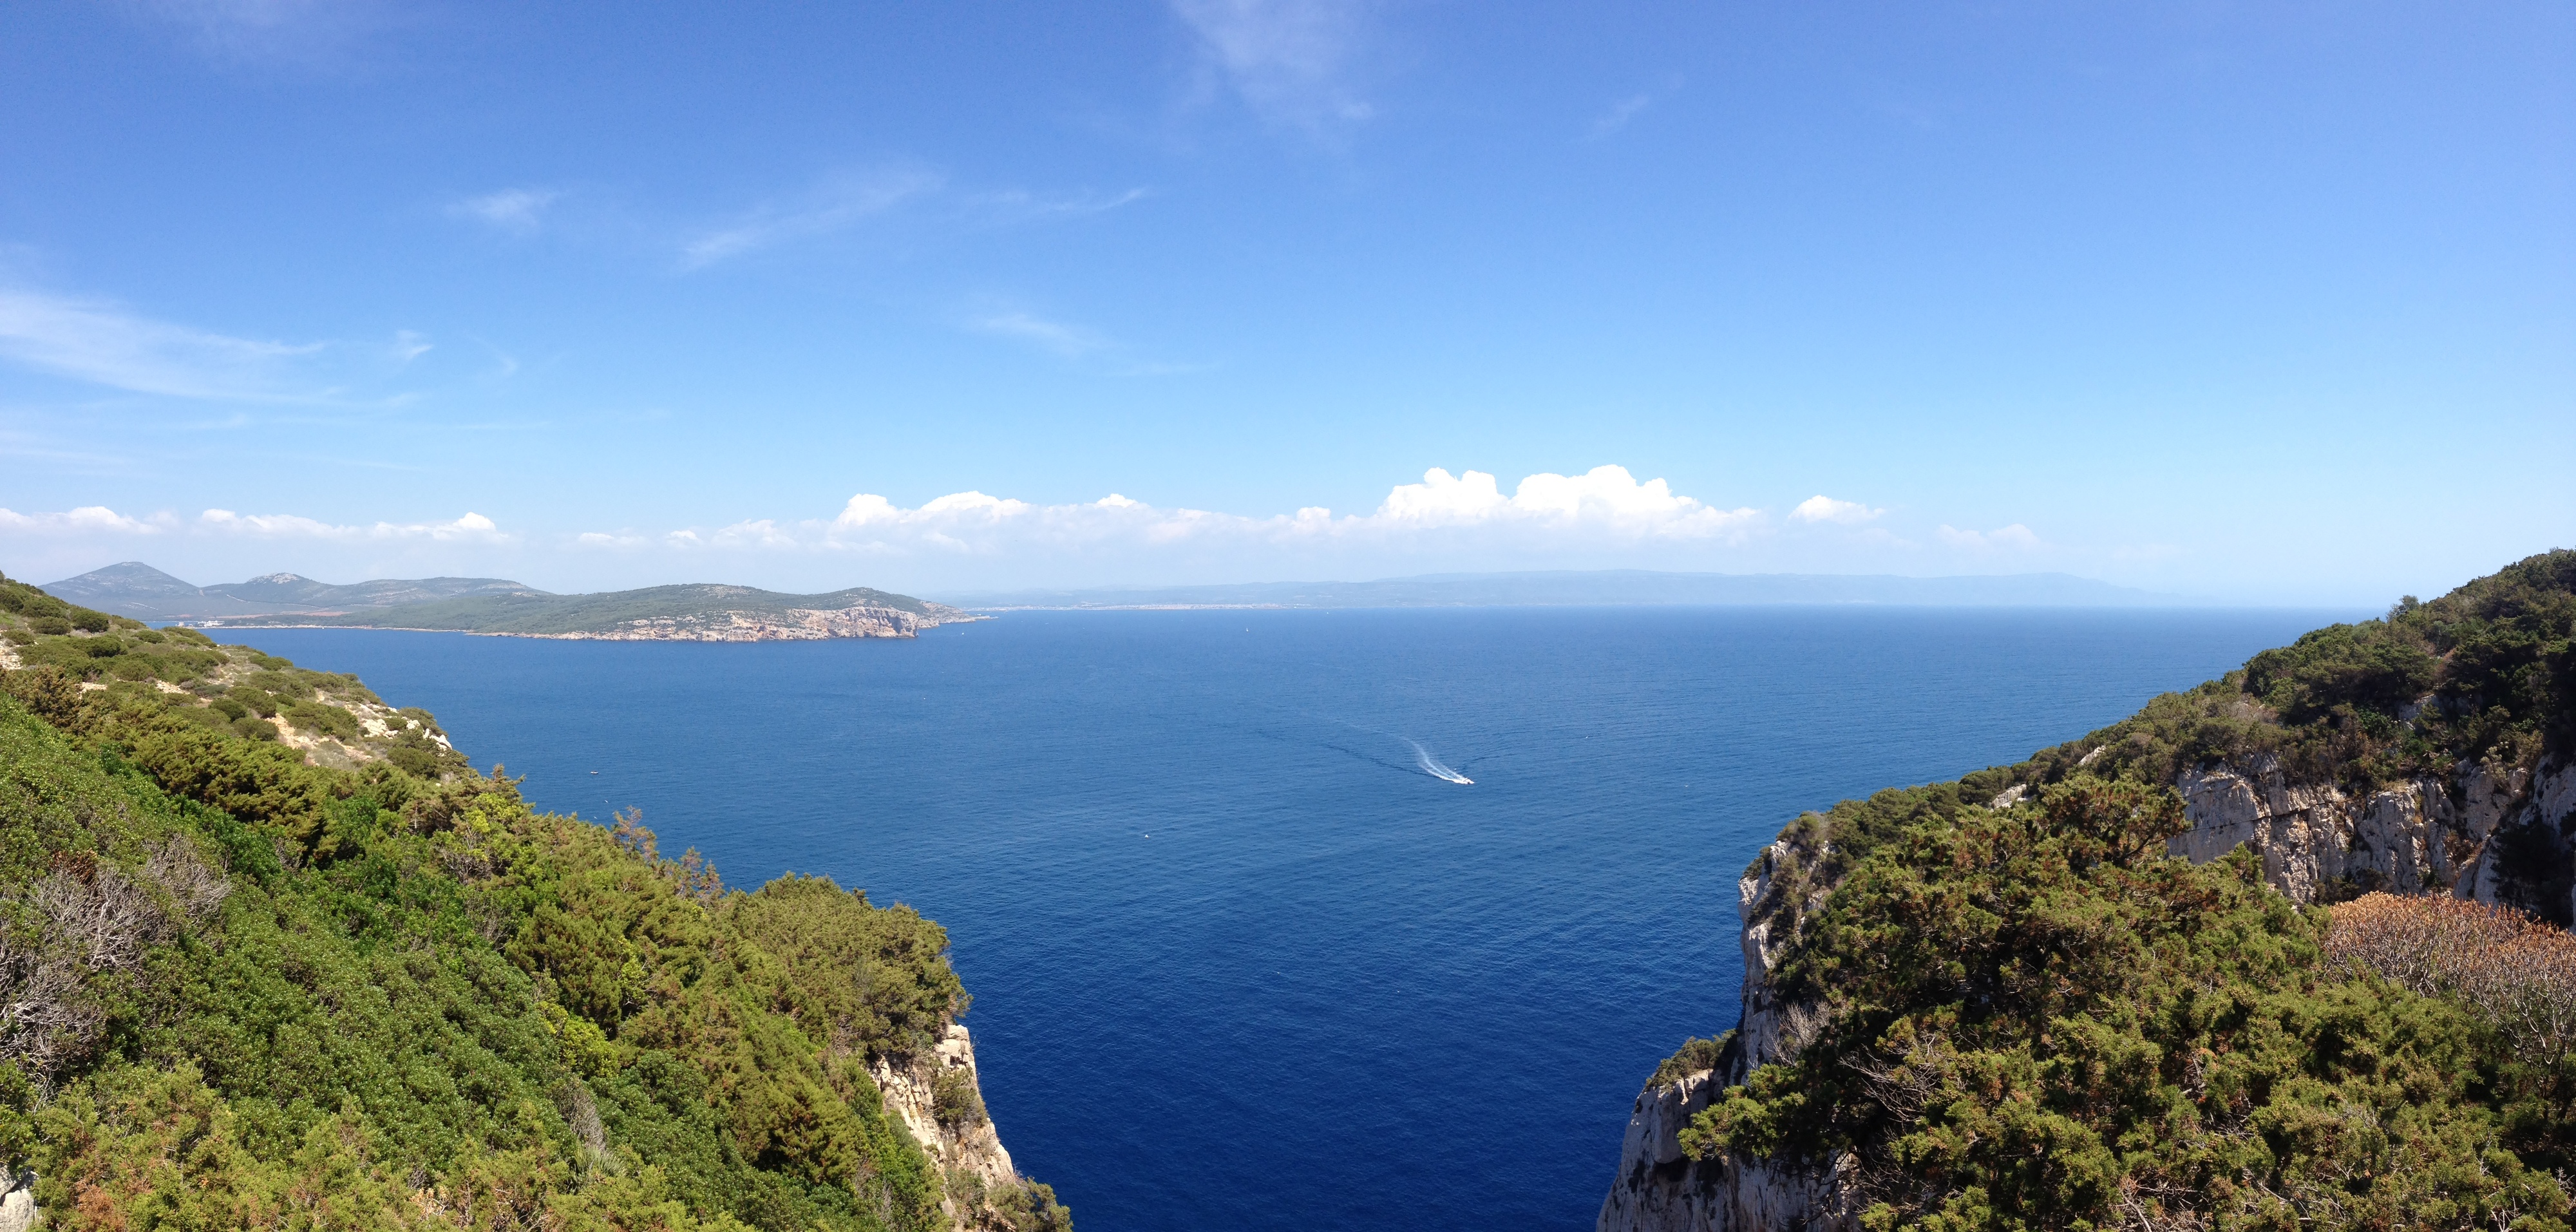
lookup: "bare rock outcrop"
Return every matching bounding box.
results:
[2171,749,2573,916]
[1598,834,1861,1232]
[872,1022,1032,1224]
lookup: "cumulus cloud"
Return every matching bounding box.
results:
[583,464,1762,567]
[1789,495,1885,526]
[0,506,171,535]
[1937,523,2043,551]
[1377,466,1757,538]
[1171,0,1375,137]
[198,509,504,541]
[449,188,559,235]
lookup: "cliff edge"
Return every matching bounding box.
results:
[1601,549,2576,1232]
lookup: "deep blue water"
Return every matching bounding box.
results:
[225,606,2349,1231]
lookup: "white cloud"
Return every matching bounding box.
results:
[0,287,328,400]
[1938,523,2043,551]
[450,188,559,236]
[682,169,945,268]
[623,464,1763,565]
[969,311,1112,357]
[1378,466,1758,538]
[1789,495,1885,525]
[968,187,1151,225]
[0,506,171,535]
[198,509,504,541]
[128,0,395,68]
[1171,0,1374,137]
[1590,93,1653,138]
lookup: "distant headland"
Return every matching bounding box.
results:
[41,562,974,642]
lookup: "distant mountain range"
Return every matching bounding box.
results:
[41,562,542,621]
[940,569,2195,609]
[36,562,969,641]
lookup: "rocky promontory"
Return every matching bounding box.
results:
[1600,549,2576,1231]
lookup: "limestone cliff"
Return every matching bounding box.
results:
[873,1021,1056,1227]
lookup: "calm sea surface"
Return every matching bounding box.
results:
[227,606,2349,1231]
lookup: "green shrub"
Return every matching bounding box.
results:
[0,683,1023,1232]
[283,699,361,741]
[68,609,110,633]
[1688,776,2571,1231]
[28,616,70,636]
[931,1066,987,1128]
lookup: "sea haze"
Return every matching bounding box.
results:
[227,606,2352,1231]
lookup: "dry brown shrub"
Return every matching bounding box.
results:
[2327,892,2576,1059]
[143,834,231,925]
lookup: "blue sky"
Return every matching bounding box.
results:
[1,1,2568,603]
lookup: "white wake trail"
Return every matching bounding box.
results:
[1406,739,1473,784]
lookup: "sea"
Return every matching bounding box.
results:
[225,605,2351,1231]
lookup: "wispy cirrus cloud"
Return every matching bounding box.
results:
[1590,93,1653,138]
[0,287,328,401]
[1171,0,1376,139]
[967,187,1151,226]
[122,0,401,69]
[969,310,1113,358]
[681,168,946,269]
[0,285,429,403]
[448,188,560,236]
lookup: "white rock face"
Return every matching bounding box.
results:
[1597,833,1861,1232]
[871,1022,1025,1217]
[2169,752,2571,908]
[0,1176,33,1232]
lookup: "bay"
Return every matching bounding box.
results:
[226,605,2349,1230]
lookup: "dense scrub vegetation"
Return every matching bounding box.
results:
[2031,549,2572,804]
[1664,551,2576,1229]
[0,570,1067,1231]
[1690,778,2570,1229]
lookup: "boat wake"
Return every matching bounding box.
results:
[1406,739,1473,784]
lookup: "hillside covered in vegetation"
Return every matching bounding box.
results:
[1605,549,2576,1231]
[0,569,1066,1230]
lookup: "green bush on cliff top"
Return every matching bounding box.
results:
[1690,775,2571,1231]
